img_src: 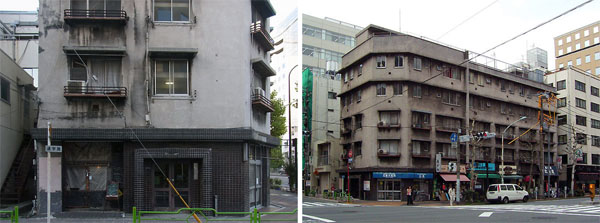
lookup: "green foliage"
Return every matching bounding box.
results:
[270,90,287,138]
[270,146,285,169]
[285,161,297,192]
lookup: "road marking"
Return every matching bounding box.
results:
[478,212,493,217]
[424,204,600,217]
[303,214,336,222]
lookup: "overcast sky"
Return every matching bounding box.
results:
[302,0,600,70]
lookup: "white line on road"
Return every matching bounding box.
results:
[478,212,493,217]
[303,214,336,222]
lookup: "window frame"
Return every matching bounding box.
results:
[394,55,404,68]
[376,56,386,68]
[575,98,586,109]
[413,57,422,71]
[0,76,9,104]
[153,59,190,97]
[575,80,585,92]
[576,115,587,126]
[153,0,192,23]
[376,83,386,96]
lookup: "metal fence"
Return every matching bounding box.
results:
[0,206,18,223]
[132,207,297,223]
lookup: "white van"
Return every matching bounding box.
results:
[486,184,529,204]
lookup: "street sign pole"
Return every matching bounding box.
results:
[347,150,353,203]
[451,132,460,203]
[47,122,52,223]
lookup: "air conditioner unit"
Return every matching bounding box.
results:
[67,80,86,94]
[378,149,387,155]
[253,88,265,97]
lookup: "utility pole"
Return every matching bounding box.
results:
[538,95,545,199]
[47,122,52,222]
[459,53,469,203]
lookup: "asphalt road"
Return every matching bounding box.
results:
[303,197,600,223]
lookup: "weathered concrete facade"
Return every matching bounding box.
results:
[34,0,278,214]
[338,25,558,201]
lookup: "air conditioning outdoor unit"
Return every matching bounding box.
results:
[67,80,86,94]
[378,149,387,155]
[253,87,266,97]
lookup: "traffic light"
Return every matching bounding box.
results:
[475,131,496,140]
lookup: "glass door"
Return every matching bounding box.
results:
[153,160,190,210]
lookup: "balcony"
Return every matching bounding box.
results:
[64,9,128,25]
[436,126,461,133]
[63,86,127,100]
[251,92,274,113]
[411,123,431,131]
[497,155,515,163]
[377,121,400,129]
[251,20,274,51]
[377,150,401,158]
[519,136,538,143]
[341,127,352,135]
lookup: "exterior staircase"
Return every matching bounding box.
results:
[1,135,35,204]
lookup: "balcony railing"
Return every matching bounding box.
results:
[250,20,274,51]
[411,123,431,130]
[412,151,431,158]
[377,122,400,129]
[377,150,401,158]
[251,93,274,112]
[318,155,329,166]
[64,9,128,25]
[64,86,127,99]
[436,126,461,133]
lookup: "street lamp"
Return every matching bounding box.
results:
[501,116,527,184]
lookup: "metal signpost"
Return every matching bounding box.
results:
[450,133,460,203]
[347,150,353,203]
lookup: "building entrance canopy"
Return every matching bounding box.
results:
[440,174,470,182]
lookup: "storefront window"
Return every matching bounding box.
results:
[377,179,402,201]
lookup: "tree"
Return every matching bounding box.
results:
[270,91,286,169]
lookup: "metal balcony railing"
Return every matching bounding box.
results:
[318,155,329,166]
[64,86,127,99]
[64,9,128,24]
[251,93,274,112]
[250,20,274,51]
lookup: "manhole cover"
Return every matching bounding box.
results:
[532,216,557,220]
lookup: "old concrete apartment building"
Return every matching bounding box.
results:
[301,14,361,194]
[33,0,278,214]
[337,25,557,201]
[554,20,600,75]
[545,67,600,189]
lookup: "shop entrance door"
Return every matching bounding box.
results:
[153,160,191,210]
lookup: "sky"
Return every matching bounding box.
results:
[301,0,600,70]
[0,0,37,11]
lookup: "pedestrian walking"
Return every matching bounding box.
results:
[448,187,455,206]
[406,186,413,205]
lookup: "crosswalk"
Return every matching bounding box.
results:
[303,202,360,208]
[425,204,600,217]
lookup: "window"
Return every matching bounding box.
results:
[0,77,8,103]
[477,74,484,86]
[558,115,567,125]
[592,86,599,96]
[595,52,600,60]
[154,0,190,22]
[584,29,590,37]
[595,26,599,33]
[592,103,600,113]
[576,115,586,126]
[413,57,422,70]
[597,67,600,75]
[394,55,404,68]
[379,111,400,125]
[576,43,581,50]
[358,64,363,76]
[558,98,566,108]
[72,0,121,11]
[568,60,573,66]
[350,69,354,80]
[592,119,600,129]
[559,63,564,68]
[355,114,362,129]
[379,140,399,155]
[558,135,567,144]
[595,37,600,44]
[154,60,189,96]
[376,83,386,96]
[585,40,590,47]
[587,70,592,74]
[376,56,386,68]
[575,33,580,40]
[412,112,430,128]
[566,36,571,43]
[412,141,430,156]
[500,80,506,91]
[576,57,581,65]
[576,133,587,145]
[576,98,586,109]
[442,91,459,105]
[349,93,353,104]
[567,46,572,53]
[328,92,337,99]
[575,80,585,92]
[558,49,563,56]
[344,72,348,83]
[558,39,563,46]
[451,68,461,80]
[357,89,361,102]
[413,85,422,98]
[393,83,402,95]
[586,55,591,63]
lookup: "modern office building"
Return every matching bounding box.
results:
[338,25,557,201]
[33,0,278,214]
[0,49,37,204]
[302,14,361,194]
[545,67,600,190]
[527,47,548,70]
[554,21,600,75]
[270,8,299,160]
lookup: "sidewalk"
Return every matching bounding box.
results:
[304,195,448,207]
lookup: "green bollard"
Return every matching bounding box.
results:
[14,206,18,223]
[132,207,136,223]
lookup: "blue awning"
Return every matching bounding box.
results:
[373,172,433,179]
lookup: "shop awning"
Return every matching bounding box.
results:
[440,174,470,182]
[476,174,501,179]
[502,175,523,179]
